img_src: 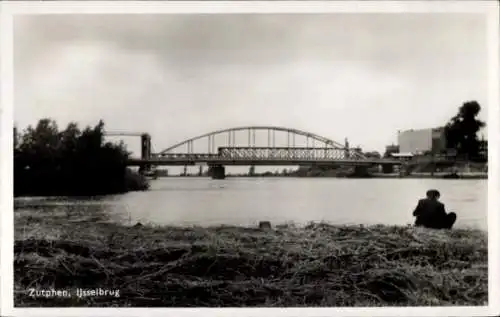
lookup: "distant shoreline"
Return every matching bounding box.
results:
[368,173,487,180]
[153,173,488,180]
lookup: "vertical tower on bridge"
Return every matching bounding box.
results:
[139,133,152,175]
[344,138,350,159]
[105,131,153,175]
[141,133,151,160]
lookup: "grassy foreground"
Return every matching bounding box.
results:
[14,216,487,307]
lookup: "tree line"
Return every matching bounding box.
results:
[14,119,149,197]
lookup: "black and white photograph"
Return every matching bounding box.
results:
[1,1,499,315]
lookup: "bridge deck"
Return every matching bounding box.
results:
[127,157,402,166]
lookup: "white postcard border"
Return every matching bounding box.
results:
[1,1,498,316]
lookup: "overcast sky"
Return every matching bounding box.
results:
[14,13,488,161]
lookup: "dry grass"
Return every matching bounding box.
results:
[14,214,487,307]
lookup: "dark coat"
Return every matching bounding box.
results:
[413,198,447,228]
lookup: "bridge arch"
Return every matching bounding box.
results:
[157,126,366,159]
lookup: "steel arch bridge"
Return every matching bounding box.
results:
[120,125,404,166]
[153,126,367,162]
[113,126,403,178]
[106,126,404,179]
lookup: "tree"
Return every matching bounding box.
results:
[14,118,147,196]
[383,145,399,158]
[444,101,486,160]
[60,122,81,154]
[364,151,381,159]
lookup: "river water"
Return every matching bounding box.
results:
[14,178,488,231]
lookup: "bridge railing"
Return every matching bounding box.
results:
[152,153,219,160]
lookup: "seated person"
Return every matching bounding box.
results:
[413,189,457,229]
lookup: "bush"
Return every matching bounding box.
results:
[14,118,149,196]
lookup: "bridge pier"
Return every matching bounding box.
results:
[382,164,394,174]
[350,165,370,177]
[209,165,226,180]
[400,165,411,177]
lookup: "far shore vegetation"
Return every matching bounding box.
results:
[14,119,149,197]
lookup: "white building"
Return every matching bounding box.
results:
[397,127,446,155]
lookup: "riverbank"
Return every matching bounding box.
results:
[158,172,488,180]
[14,212,487,307]
[370,172,488,180]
